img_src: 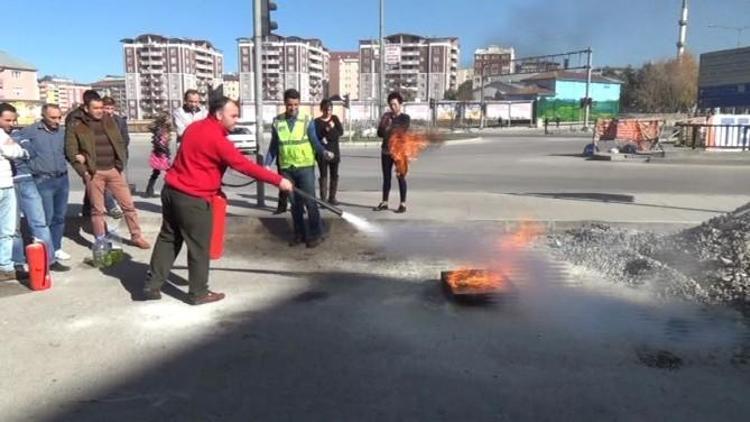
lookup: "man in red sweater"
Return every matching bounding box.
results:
[143,97,293,305]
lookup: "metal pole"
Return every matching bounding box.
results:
[379,0,385,115]
[583,47,593,130]
[253,0,265,207]
[479,64,485,129]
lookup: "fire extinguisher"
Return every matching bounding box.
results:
[210,192,227,260]
[26,239,51,291]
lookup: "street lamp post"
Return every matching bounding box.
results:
[708,25,750,48]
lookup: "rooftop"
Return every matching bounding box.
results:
[522,70,622,84]
[0,50,37,72]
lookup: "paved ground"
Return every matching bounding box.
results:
[2,133,750,421]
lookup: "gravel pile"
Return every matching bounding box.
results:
[549,203,750,307]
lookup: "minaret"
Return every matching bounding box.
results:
[677,0,689,59]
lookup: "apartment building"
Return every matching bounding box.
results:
[359,33,459,102]
[238,35,329,103]
[121,34,223,119]
[91,75,127,113]
[38,75,92,114]
[473,45,515,86]
[329,52,359,99]
[0,50,41,125]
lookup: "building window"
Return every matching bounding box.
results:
[12,71,21,79]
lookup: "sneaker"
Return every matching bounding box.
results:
[395,204,407,214]
[108,208,124,219]
[131,237,151,250]
[373,202,388,211]
[55,250,71,261]
[50,262,71,272]
[189,291,225,306]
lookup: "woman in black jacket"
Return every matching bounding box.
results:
[374,92,410,213]
[314,99,344,205]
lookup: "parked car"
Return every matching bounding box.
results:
[227,120,257,155]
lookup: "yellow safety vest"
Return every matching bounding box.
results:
[274,114,315,169]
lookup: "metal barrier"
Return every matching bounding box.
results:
[675,123,750,150]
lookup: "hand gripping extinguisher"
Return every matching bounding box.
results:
[209,192,227,260]
[26,239,51,291]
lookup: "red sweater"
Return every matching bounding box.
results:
[165,117,282,200]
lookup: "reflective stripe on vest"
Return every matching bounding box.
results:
[274,114,315,169]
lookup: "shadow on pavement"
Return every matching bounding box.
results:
[511,192,726,214]
[99,253,191,303]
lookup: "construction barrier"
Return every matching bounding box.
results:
[594,118,664,152]
[676,115,750,150]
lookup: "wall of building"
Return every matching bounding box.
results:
[537,80,621,121]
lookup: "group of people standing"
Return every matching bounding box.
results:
[1,86,414,305]
[0,88,146,282]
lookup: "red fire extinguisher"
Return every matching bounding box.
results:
[210,192,227,260]
[26,239,51,291]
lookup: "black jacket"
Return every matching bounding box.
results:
[314,115,343,160]
[377,112,410,154]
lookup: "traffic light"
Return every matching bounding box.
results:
[580,97,593,108]
[261,0,278,36]
[343,94,350,109]
[429,98,436,109]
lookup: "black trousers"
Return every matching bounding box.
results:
[145,186,213,298]
[317,158,340,180]
[381,154,407,203]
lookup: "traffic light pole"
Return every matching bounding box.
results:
[253,0,265,207]
[583,47,593,131]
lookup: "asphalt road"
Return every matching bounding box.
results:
[111,133,750,199]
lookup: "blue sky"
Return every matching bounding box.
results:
[3,0,749,83]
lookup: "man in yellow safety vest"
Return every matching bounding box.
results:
[265,89,334,248]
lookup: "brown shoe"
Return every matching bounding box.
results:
[131,237,151,249]
[189,291,226,306]
[0,271,17,282]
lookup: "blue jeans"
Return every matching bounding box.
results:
[0,187,18,272]
[12,179,54,266]
[282,166,323,240]
[35,174,69,252]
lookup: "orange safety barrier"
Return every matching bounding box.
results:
[594,119,664,151]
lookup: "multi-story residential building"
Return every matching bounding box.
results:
[221,73,240,101]
[91,75,127,113]
[473,45,515,87]
[0,50,41,125]
[359,33,459,102]
[329,52,359,99]
[121,34,223,119]
[456,68,474,87]
[237,35,329,104]
[38,75,92,114]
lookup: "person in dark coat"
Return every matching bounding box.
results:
[374,92,410,214]
[314,98,344,205]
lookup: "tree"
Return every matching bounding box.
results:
[443,89,458,101]
[456,80,474,101]
[632,54,698,113]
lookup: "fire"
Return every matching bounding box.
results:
[446,221,544,293]
[446,268,506,291]
[388,131,437,176]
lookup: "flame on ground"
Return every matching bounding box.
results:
[447,221,544,291]
[388,131,440,176]
[446,269,507,291]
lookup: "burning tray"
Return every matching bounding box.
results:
[440,269,513,302]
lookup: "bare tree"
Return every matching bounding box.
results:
[633,53,698,113]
